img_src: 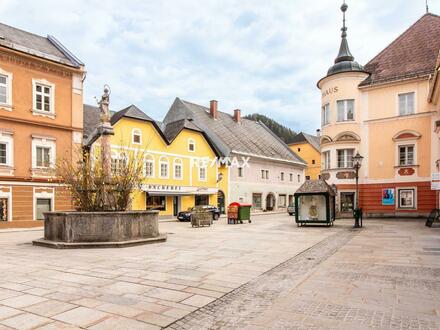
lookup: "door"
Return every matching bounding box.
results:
[340,192,355,213]
[173,196,180,216]
[217,190,225,214]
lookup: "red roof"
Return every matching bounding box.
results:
[360,13,440,87]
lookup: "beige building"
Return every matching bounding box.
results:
[0,23,84,228]
[317,7,440,217]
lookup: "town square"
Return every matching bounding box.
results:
[0,0,440,329]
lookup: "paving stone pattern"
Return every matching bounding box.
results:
[166,228,357,329]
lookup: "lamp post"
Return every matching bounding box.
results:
[352,152,363,228]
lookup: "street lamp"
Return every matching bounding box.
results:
[352,152,363,228]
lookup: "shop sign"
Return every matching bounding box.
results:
[382,188,395,206]
[432,173,440,190]
[336,171,355,179]
[144,185,182,192]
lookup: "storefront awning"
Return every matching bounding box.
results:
[141,184,218,196]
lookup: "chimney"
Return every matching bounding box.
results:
[316,129,321,137]
[233,109,241,123]
[209,100,218,119]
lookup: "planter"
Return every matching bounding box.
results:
[33,211,167,249]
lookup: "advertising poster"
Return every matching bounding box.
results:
[382,188,395,206]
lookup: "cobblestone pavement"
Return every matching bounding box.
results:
[0,217,439,329]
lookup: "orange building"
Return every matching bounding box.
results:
[289,132,321,180]
[318,7,440,217]
[0,23,85,228]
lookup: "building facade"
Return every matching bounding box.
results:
[163,98,306,211]
[318,7,440,217]
[85,104,228,217]
[0,23,84,228]
[289,132,321,180]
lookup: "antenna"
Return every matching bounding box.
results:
[426,0,429,13]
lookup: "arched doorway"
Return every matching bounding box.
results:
[217,190,225,214]
[266,193,276,211]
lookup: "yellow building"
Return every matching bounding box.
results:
[84,104,228,217]
[289,132,321,180]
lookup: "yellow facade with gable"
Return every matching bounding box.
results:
[100,115,228,217]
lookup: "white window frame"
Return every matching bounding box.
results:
[280,172,285,181]
[32,136,56,169]
[32,79,55,118]
[322,103,330,125]
[261,169,269,180]
[0,187,12,221]
[159,156,169,179]
[144,154,155,178]
[337,149,354,169]
[398,144,415,166]
[323,150,331,170]
[188,138,195,152]
[198,164,207,182]
[33,187,54,221]
[0,131,13,167]
[297,174,301,183]
[398,92,415,116]
[132,129,142,145]
[289,173,293,182]
[336,99,355,122]
[173,158,183,180]
[238,167,243,178]
[0,68,13,110]
[397,188,417,209]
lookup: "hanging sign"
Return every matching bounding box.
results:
[432,173,440,190]
[382,188,395,206]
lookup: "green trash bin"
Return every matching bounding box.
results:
[238,204,252,223]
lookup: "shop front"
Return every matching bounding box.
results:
[141,184,218,217]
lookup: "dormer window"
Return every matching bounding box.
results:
[188,139,195,152]
[132,129,141,144]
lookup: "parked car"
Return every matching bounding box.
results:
[177,205,221,221]
[287,204,295,216]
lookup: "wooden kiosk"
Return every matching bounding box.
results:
[294,179,336,226]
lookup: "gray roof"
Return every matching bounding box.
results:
[163,118,202,142]
[289,132,320,152]
[163,98,306,165]
[110,104,153,125]
[295,179,336,195]
[0,22,83,68]
[83,104,101,138]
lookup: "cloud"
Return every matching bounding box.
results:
[1,0,438,133]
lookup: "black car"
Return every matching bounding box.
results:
[177,205,221,221]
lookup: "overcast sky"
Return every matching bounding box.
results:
[1,1,438,134]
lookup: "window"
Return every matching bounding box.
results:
[36,147,51,168]
[195,194,209,206]
[174,159,183,180]
[132,129,141,144]
[290,173,293,182]
[146,196,166,211]
[323,151,331,170]
[261,170,269,179]
[111,154,127,174]
[280,172,285,181]
[306,175,311,180]
[0,197,8,221]
[238,167,243,177]
[297,148,301,152]
[398,92,415,116]
[297,174,301,183]
[399,145,414,166]
[312,160,315,165]
[0,143,6,164]
[34,82,53,113]
[188,139,195,152]
[278,194,286,208]
[398,188,415,209]
[261,170,265,179]
[36,198,52,220]
[0,74,7,105]
[322,103,330,125]
[199,166,207,181]
[252,193,262,209]
[144,155,154,177]
[337,99,354,122]
[159,156,169,178]
[32,137,55,171]
[337,149,354,168]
